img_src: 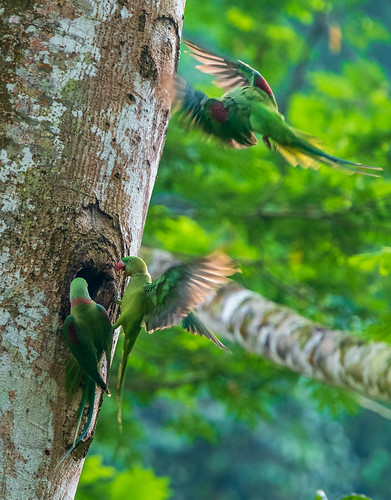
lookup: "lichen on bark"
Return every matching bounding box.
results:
[0,0,184,497]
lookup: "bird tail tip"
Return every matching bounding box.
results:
[275,134,383,177]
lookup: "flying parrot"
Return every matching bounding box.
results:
[176,40,382,176]
[59,277,113,463]
[112,252,239,412]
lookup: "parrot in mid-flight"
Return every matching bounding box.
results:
[59,277,113,463]
[112,252,239,410]
[176,40,382,177]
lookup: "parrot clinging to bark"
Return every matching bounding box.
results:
[59,277,113,463]
[176,40,382,177]
[62,278,113,394]
[112,252,239,408]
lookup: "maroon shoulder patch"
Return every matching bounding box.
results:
[68,323,81,346]
[210,101,229,122]
[255,76,273,98]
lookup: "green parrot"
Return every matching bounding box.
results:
[176,40,382,176]
[59,277,113,463]
[112,252,238,406]
[62,277,113,395]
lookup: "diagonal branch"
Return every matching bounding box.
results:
[147,248,391,403]
[199,283,391,402]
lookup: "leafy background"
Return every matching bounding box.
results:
[76,0,391,498]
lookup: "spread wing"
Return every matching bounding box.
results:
[184,39,277,107]
[143,252,238,337]
[181,312,231,352]
[185,39,255,91]
[175,76,258,148]
[174,75,209,127]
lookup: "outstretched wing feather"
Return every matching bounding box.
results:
[143,252,238,332]
[181,312,231,352]
[185,39,254,90]
[185,40,277,108]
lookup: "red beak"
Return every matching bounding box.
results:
[115,260,125,272]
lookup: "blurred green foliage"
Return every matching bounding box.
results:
[77,0,391,499]
[76,455,171,500]
[315,492,372,500]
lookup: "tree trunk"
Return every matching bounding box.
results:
[147,249,391,403]
[0,1,183,498]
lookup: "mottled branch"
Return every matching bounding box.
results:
[147,249,391,402]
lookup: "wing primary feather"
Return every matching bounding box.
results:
[181,312,231,352]
[195,61,232,69]
[143,252,239,334]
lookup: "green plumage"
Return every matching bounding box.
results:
[113,253,239,419]
[57,366,95,467]
[62,278,113,394]
[176,40,382,176]
[59,277,113,464]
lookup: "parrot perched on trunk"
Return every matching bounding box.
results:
[176,40,382,177]
[112,252,238,411]
[59,277,113,463]
[62,277,113,395]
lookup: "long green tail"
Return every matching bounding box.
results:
[72,377,95,448]
[276,129,383,177]
[116,331,139,428]
[56,377,95,468]
[65,358,84,402]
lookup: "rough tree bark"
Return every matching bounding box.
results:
[0,1,183,498]
[147,249,391,403]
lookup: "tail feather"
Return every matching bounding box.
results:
[276,130,382,177]
[56,378,95,468]
[65,358,84,402]
[181,312,231,353]
[275,144,321,171]
[116,331,139,429]
[72,378,95,448]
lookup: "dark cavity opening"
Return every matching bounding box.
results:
[75,267,110,301]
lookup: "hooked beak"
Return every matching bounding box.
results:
[115,260,125,272]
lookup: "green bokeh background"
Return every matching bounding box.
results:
[76,1,391,498]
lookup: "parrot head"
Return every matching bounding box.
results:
[69,277,90,301]
[115,256,149,277]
